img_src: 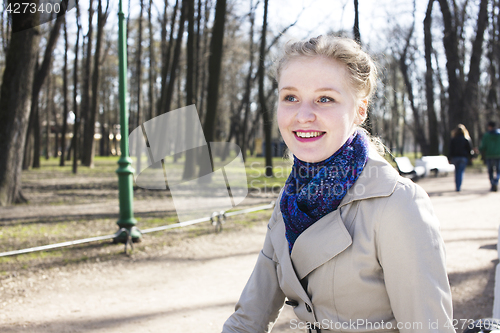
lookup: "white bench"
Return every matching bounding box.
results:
[394,157,426,180]
[415,156,455,177]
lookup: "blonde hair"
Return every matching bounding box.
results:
[452,124,471,140]
[273,35,378,102]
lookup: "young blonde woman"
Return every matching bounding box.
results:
[449,124,473,191]
[222,36,454,333]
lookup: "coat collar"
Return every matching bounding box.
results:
[269,150,400,300]
[339,149,399,207]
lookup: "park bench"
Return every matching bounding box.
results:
[393,157,426,181]
[415,155,455,177]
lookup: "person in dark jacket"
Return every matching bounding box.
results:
[449,124,473,191]
[480,121,500,192]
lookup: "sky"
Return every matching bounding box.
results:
[66,0,431,55]
[257,0,427,52]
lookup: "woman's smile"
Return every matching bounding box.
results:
[293,130,326,142]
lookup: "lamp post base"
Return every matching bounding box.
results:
[113,226,142,244]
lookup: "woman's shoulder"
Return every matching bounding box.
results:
[373,175,437,232]
[360,151,431,214]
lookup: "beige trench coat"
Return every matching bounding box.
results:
[222,151,454,333]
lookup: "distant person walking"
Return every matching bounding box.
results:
[449,124,473,191]
[479,121,500,192]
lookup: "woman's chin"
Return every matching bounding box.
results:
[293,153,326,163]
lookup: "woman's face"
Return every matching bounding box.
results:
[277,56,366,163]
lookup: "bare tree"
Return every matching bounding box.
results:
[437,0,488,140]
[82,0,110,167]
[148,0,156,121]
[202,0,227,144]
[157,0,179,116]
[461,0,488,141]
[22,15,64,169]
[60,17,70,165]
[135,0,144,130]
[399,24,429,154]
[163,0,188,114]
[196,0,212,121]
[240,0,257,162]
[424,0,439,155]
[183,0,197,180]
[72,0,82,174]
[258,0,273,177]
[0,7,42,205]
[80,0,95,164]
[353,0,361,43]
[485,0,500,124]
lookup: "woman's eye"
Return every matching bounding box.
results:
[284,95,298,102]
[318,96,333,103]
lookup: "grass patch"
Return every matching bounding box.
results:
[2,155,280,276]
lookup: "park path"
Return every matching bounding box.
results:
[0,171,499,332]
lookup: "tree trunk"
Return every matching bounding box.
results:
[60,17,69,166]
[82,0,109,167]
[424,0,439,155]
[67,135,73,161]
[164,0,188,114]
[461,0,488,142]
[22,59,38,170]
[183,0,197,180]
[258,0,273,177]
[202,0,227,144]
[353,0,361,44]
[399,25,429,155]
[157,0,178,116]
[240,0,256,162]
[81,0,95,164]
[148,0,155,121]
[437,0,463,129]
[32,102,41,166]
[50,76,60,159]
[23,16,64,169]
[133,0,144,173]
[486,0,499,124]
[44,81,49,160]
[0,13,41,206]
[197,0,212,122]
[72,0,81,174]
[194,0,202,104]
[433,50,450,152]
[135,0,144,130]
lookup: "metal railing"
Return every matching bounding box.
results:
[0,202,275,258]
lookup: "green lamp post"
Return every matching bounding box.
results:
[114,0,141,244]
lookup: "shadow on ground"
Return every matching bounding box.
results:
[0,301,235,332]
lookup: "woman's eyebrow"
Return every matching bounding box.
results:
[279,87,341,94]
[315,87,340,93]
[279,86,297,92]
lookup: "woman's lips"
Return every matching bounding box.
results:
[293,131,326,142]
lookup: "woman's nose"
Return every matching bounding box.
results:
[296,104,316,123]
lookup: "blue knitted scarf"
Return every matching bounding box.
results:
[280,130,370,253]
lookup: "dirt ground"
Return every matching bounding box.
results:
[0,169,499,332]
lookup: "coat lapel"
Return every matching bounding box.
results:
[290,209,352,280]
[269,212,312,305]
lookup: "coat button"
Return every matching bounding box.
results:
[285,299,298,307]
[305,303,312,312]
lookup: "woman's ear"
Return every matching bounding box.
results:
[355,99,368,125]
